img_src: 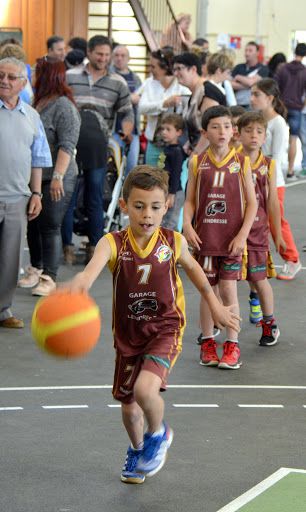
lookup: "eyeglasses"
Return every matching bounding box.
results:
[0,72,25,81]
[173,65,187,72]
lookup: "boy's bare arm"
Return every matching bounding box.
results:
[228,164,257,255]
[268,167,286,252]
[65,236,112,293]
[183,163,202,251]
[178,236,241,331]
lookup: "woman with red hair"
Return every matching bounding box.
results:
[19,58,80,296]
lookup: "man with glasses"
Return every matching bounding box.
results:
[0,57,51,328]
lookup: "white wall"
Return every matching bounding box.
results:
[171,0,198,42]
[171,0,306,62]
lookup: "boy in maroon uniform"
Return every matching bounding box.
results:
[66,166,240,484]
[237,111,286,346]
[184,106,257,370]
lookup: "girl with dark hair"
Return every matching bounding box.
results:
[250,78,301,280]
[138,48,190,165]
[268,52,286,78]
[19,59,81,295]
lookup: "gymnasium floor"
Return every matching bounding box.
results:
[1,180,306,512]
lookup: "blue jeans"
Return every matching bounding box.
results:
[112,133,140,175]
[161,190,185,231]
[83,167,106,246]
[287,108,302,136]
[300,112,306,169]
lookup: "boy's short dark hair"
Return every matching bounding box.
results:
[229,105,246,119]
[47,35,64,50]
[173,52,202,76]
[161,113,184,131]
[88,35,111,52]
[237,111,267,133]
[68,36,87,55]
[201,105,232,130]
[295,43,306,57]
[122,165,169,202]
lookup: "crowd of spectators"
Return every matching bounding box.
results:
[0,17,305,326]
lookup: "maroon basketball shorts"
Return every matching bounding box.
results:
[112,333,182,404]
[196,254,242,286]
[246,250,273,282]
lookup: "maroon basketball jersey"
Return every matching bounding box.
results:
[247,152,274,251]
[193,147,249,256]
[105,227,186,356]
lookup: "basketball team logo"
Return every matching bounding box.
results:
[206,200,226,216]
[228,162,240,174]
[154,245,172,263]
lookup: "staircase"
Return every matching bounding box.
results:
[129,0,180,51]
[88,0,179,80]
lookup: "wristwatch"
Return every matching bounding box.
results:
[52,173,64,181]
[31,191,43,198]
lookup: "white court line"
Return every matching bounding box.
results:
[107,404,121,408]
[216,467,306,512]
[0,406,23,411]
[238,404,284,408]
[173,404,219,408]
[1,384,306,391]
[285,178,306,188]
[42,405,88,410]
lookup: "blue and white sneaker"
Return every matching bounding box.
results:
[136,423,173,477]
[249,297,263,324]
[121,446,146,484]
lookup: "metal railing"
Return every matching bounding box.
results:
[129,0,180,52]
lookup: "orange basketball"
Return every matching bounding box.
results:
[31,291,101,358]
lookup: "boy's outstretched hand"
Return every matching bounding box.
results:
[210,303,241,332]
[60,272,90,295]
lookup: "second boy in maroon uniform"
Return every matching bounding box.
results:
[238,111,284,347]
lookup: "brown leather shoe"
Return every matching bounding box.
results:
[0,316,24,328]
[63,245,76,265]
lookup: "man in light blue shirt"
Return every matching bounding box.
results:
[0,57,52,328]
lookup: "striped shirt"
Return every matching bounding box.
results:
[66,64,134,131]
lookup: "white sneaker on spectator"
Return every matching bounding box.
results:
[277,260,302,281]
[31,275,56,296]
[18,266,42,288]
[286,173,298,182]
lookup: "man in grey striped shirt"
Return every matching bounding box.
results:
[66,35,134,259]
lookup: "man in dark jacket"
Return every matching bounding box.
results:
[276,43,306,179]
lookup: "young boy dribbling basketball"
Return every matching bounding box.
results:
[66,166,240,484]
[183,106,257,369]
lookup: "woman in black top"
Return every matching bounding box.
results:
[173,51,233,153]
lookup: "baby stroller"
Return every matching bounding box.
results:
[73,137,128,237]
[103,137,129,233]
